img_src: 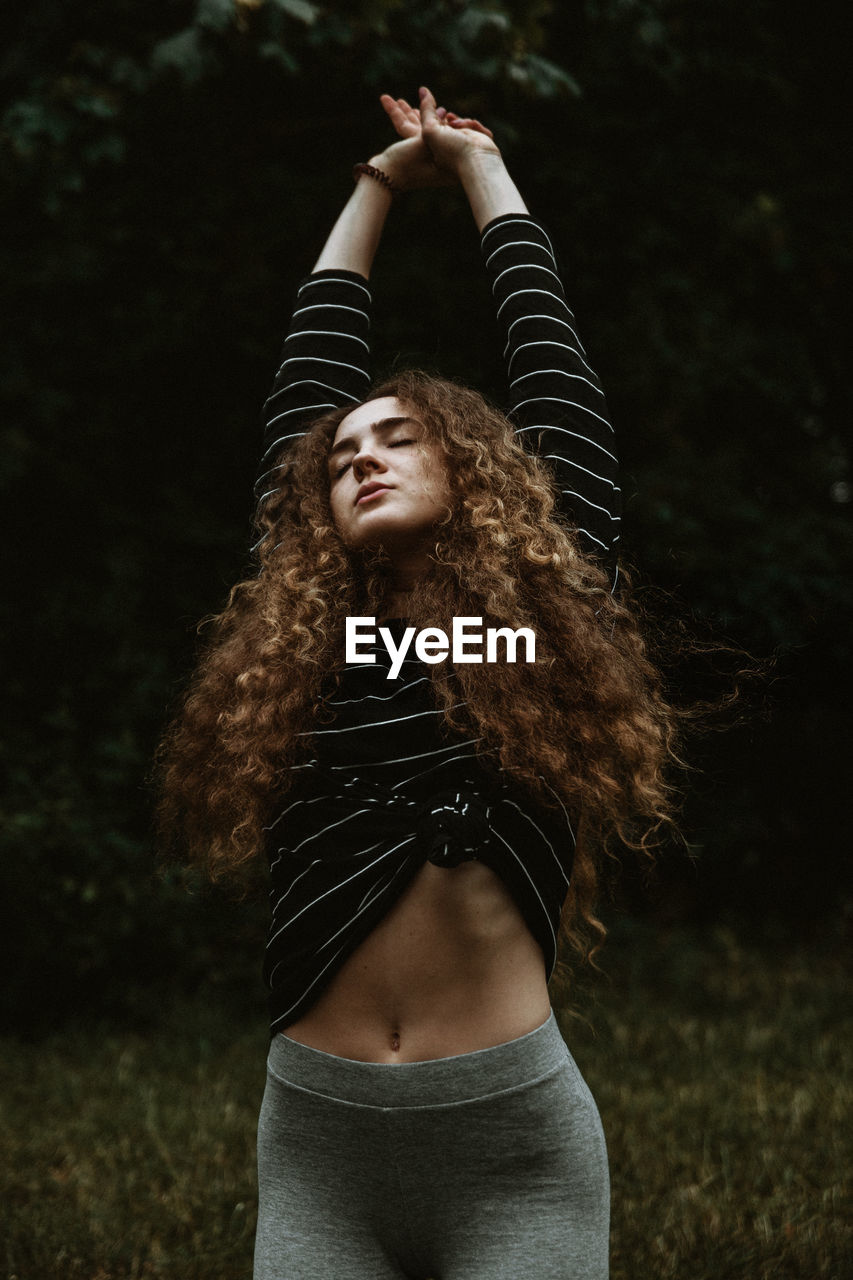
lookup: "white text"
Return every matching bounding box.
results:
[345,617,536,680]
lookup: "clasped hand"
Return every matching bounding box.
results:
[371,85,501,192]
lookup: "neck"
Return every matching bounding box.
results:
[382,588,413,620]
[359,537,435,620]
[379,560,420,619]
[388,541,433,591]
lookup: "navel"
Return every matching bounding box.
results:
[390,1030,401,1053]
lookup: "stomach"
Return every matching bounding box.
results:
[280,858,552,1063]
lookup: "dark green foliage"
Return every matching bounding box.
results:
[2,0,850,1027]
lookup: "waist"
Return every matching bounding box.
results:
[270,1008,566,1099]
[279,981,554,1067]
[278,857,551,1062]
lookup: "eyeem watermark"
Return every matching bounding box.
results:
[346,617,536,680]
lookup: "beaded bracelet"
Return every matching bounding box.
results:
[353,162,401,197]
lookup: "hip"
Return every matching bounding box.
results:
[256,1009,610,1277]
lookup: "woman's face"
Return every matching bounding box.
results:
[328,397,451,558]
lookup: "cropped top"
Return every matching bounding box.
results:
[256,214,621,1035]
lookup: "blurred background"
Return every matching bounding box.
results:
[2,0,850,1028]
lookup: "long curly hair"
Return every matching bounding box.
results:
[156,371,684,968]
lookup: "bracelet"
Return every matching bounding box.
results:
[353,162,401,197]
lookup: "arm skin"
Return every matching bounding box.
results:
[417,86,530,232]
[310,173,394,278]
[457,150,529,232]
[310,85,528,276]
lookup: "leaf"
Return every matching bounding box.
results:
[456,8,511,41]
[197,0,238,31]
[149,29,214,83]
[258,41,299,71]
[269,0,320,23]
[3,98,72,149]
[509,52,582,98]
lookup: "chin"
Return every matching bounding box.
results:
[345,514,425,549]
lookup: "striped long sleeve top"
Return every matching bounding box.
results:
[259,214,621,1036]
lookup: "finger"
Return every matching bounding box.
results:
[380,93,404,126]
[419,85,439,129]
[446,110,492,130]
[398,98,420,128]
[380,92,418,138]
[447,116,495,139]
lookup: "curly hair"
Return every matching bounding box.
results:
[156,370,683,969]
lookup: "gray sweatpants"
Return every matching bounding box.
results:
[254,1010,609,1279]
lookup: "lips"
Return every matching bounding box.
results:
[355,482,393,506]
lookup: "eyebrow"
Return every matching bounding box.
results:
[328,416,419,463]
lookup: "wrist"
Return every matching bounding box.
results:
[457,152,527,233]
[354,161,400,201]
[456,147,506,185]
[367,152,406,192]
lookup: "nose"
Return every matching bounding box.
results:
[352,447,386,482]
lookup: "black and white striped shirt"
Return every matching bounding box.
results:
[258,215,621,1035]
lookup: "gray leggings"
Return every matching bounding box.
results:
[254,1010,609,1279]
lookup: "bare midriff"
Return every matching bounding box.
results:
[281,859,552,1063]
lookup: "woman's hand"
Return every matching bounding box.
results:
[311,88,506,274]
[417,85,502,179]
[368,93,453,192]
[368,90,498,191]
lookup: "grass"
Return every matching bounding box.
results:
[1,925,849,1279]
[564,925,851,1279]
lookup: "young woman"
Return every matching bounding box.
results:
[159,87,679,1279]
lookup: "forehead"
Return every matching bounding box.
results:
[332,396,410,447]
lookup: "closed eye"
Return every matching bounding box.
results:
[333,439,414,477]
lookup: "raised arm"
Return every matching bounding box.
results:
[419,89,621,573]
[481,214,621,565]
[255,190,380,508]
[256,94,467,512]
